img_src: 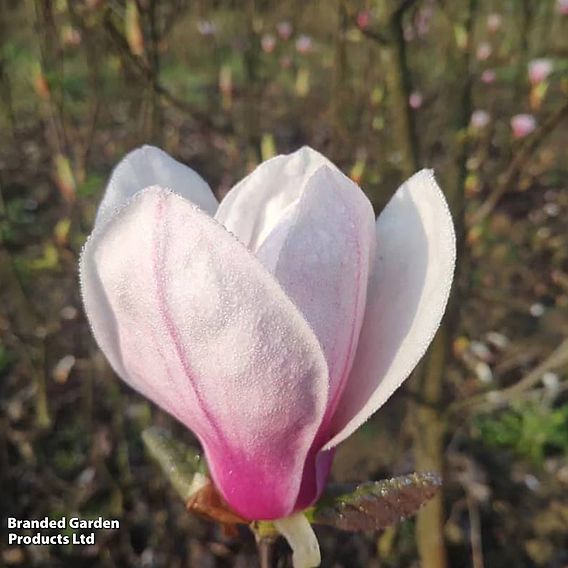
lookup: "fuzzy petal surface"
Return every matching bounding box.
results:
[96,146,218,226]
[257,165,375,419]
[215,147,338,251]
[324,170,456,450]
[255,165,375,508]
[80,187,329,520]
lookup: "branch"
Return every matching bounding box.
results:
[449,338,568,415]
[392,0,418,21]
[350,0,418,45]
[103,11,219,131]
[469,99,568,228]
[359,26,391,45]
[256,536,275,568]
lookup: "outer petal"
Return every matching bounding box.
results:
[95,145,218,226]
[323,170,456,450]
[215,146,338,251]
[80,187,329,520]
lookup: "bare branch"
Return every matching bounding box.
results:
[469,99,568,228]
[103,11,220,131]
[449,338,568,415]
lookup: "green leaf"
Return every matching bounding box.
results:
[261,133,276,161]
[142,426,206,501]
[295,67,310,97]
[309,472,441,532]
[453,24,467,51]
[125,0,144,56]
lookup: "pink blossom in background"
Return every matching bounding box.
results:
[296,34,313,54]
[62,26,82,46]
[409,91,423,109]
[557,0,568,15]
[487,13,502,33]
[356,10,371,29]
[261,33,277,54]
[197,20,216,36]
[528,58,553,85]
[481,69,496,84]
[80,146,455,523]
[404,25,415,42]
[415,5,433,38]
[511,114,537,138]
[277,21,293,40]
[476,42,492,61]
[470,110,491,130]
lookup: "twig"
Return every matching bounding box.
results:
[410,2,478,566]
[66,0,103,182]
[466,493,484,568]
[359,0,419,177]
[341,0,390,44]
[449,338,568,415]
[358,25,391,45]
[256,536,275,568]
[0,252,50,428]
[392,0,418,20]
[0,0,18,142]
[469,99,568,228]
[349,0,419,47]
[103,11,219,131]
[147,0,162,143]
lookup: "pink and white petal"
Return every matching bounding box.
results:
[215,146,339,251]
[256,165,375,512]
[80,187,329,520]
[323,170,456,450]
[256,165,375,425]
[95,146,218,226]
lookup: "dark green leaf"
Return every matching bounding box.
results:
[310,472,441,532]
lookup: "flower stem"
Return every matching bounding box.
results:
[256,536,275,568]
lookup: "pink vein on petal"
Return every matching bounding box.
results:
[321,191,365,436]
[151,193,221,444]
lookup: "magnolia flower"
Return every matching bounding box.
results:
[481,69,496,85]
[557,0,568,15]
[80,146,455,563]
[277,21,293,40]
[511,114,536,138]
[196,20,216,36]
[62,26,82,46]
[261,33,277,54]
[296,34,313,54]
[528,58,553,85]
[487,13,502,33]
[415,5,433,38]
[404,25,416,42]
[470,110,491,130]
[476,42,492,61]
[409,91,424,110]
[356,10,371,29]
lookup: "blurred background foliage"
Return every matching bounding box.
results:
[1,0,568,566]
